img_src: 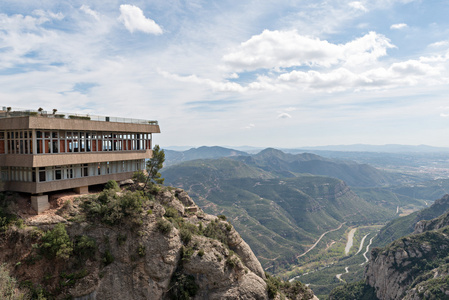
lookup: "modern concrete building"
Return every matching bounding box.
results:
[0,107,160,213]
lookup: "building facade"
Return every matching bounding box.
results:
[0,108,160,213]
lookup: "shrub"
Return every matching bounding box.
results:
[74,235,96,259]
[104,180,120,191]
[102,250,114,266]
[180,227,192,245]
[0,264,29,300]
[181,246,194,262]
[117,233,127,246]
[132,171,147,183]
[83,190,146,225]
[217,214,227,221]
[157,218,173,235]
[164,207,179,218]
[168,270,199,300]
[137,244,146,257]
[198,249,204,257]
[203,221,228,245]
[40,223,73,260]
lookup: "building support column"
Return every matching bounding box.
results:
[31,194,50,214]
[74,186,88,194]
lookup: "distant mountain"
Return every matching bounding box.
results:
[164,146,248,166]
[293,144,449,153]
[233,148,397,187]
[162,157,396,271]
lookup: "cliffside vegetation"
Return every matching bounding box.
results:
[0,179,314,300]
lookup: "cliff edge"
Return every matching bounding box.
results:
[0,183,315,300]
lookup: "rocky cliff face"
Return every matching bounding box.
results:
[365,194,449,300]
[0,185,314,300]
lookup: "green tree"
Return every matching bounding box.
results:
[144,145,165,189]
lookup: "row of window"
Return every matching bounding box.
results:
[7,160,145,183]
[0,130,152,155]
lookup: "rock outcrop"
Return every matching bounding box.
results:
[0,185,314,300]
[365,194,449,300]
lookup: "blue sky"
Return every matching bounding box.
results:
[1,0,449,148]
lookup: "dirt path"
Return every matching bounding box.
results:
[344,228,357,255]
[297,222,345,258]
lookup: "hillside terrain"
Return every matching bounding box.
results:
[162,157,396,274]
[0,183,315,300]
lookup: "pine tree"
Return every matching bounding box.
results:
[144,145,165,189]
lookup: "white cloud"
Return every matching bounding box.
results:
[223,30,394,71]
[244,123,255,129]
[278,113,292,119]
[158,70,246,92]
[390,23,408,30]
[118,4,162,34]
[349,2,368,12]
[80,5,100,21]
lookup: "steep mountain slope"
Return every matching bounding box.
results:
[365,203,449,300]
[372,194,449,248]
[163,158,395,271]
[0,185,315,300]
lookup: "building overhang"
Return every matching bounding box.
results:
[0,150,153,168]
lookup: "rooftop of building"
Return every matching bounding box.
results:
[0,106,158,125]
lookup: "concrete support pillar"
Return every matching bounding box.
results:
[31,195,50,214]
[74,186,89,194]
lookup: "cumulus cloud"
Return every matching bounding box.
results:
[118,4,162,34]
[80,5,100,21]
[223,30,394,71]
[349,2,368,12]
[390,23,408,30]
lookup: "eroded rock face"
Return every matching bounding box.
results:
[366,219,449,300]
[3,186,299,300]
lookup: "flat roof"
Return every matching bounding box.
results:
[0,106,157,125]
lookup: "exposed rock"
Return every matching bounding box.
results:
[365,197,449,300]
[0,186,314,300]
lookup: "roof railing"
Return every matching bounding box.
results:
[0,106,158,125]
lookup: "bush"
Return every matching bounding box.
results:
[217,214,227,221]
[104,180,120,191]
[203,221,228,246]
[168,270,199,300]
[137,244,146,257]
[83,190,146,225]
[40,223,73,260]
[132,171,147,183]
[157,218,173,235]
[198,249,204,257]
[180,227,192,245]
[102,250,114,266]
[74,235,96,259]
[0,264,29,299]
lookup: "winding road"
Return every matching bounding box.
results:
[355,234,369,255]
[360,236,375,265]
[297,222,345,258]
